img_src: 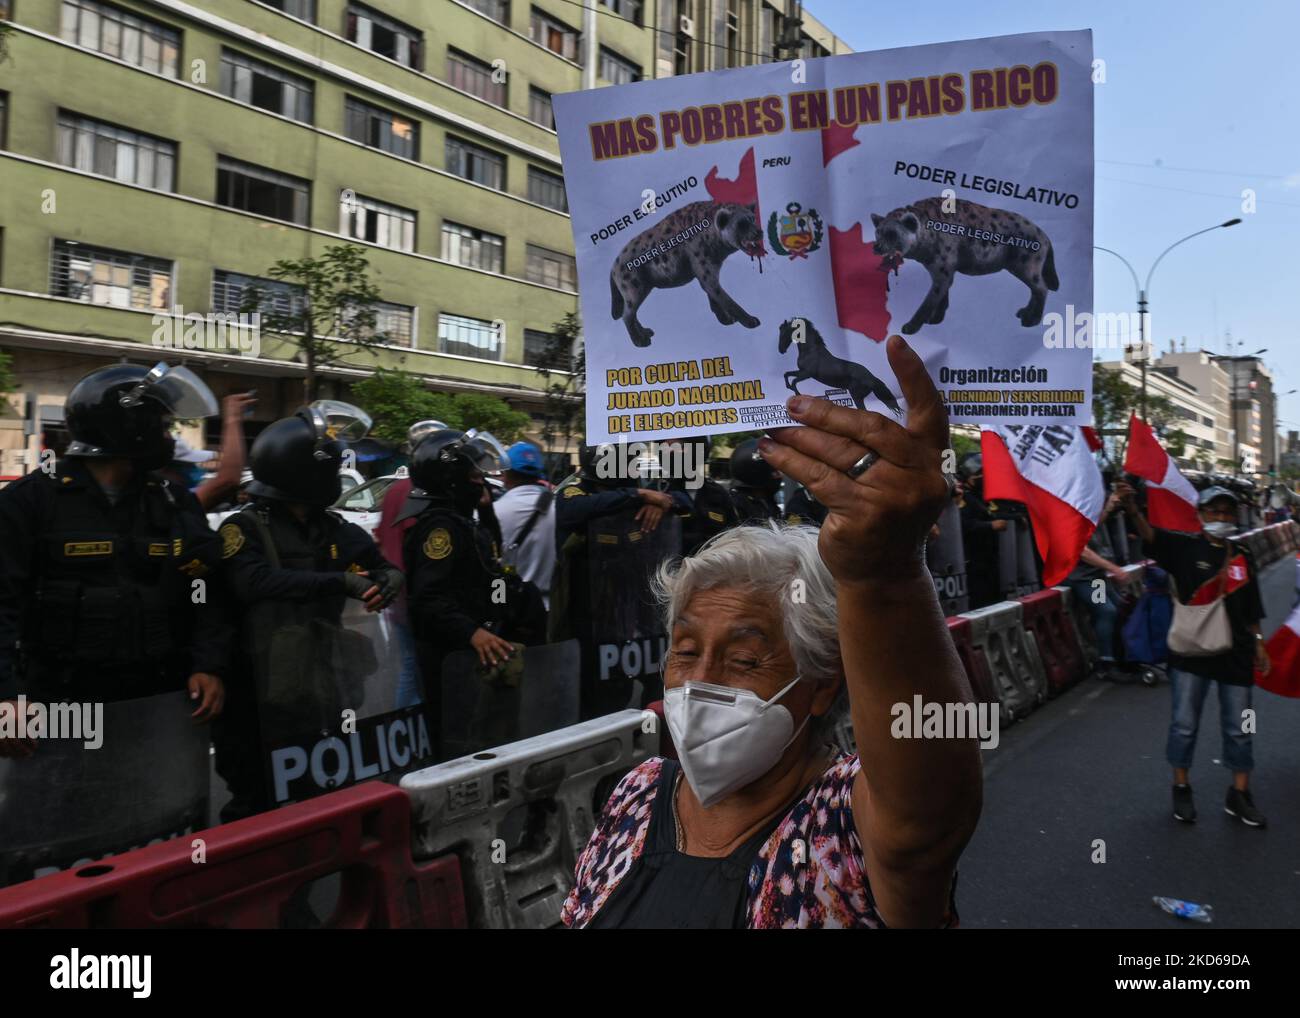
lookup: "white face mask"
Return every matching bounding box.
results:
[663,675,810,808]
[1203,521,1237,539]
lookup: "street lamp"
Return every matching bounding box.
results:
[1095,218,1242,420]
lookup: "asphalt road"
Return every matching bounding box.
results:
[957,554,1300,929]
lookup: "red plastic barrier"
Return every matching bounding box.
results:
[1017,589,1085,694]
[946,616,998,709]
[0,783,466,930]
[646,700,677,760]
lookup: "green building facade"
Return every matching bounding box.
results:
[0,0,846,475]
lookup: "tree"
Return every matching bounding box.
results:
[0,349,16,398]
[535,312,585,478]
[1091,362,1187,464]
[350,369,530,446]
[243,244,386,403]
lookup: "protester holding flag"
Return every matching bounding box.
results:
[1064,488,1131,675]
[1117,481,1269,828]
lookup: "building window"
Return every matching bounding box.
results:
[51,240,172,310]
[527,166,567,212]
[725,0,740,68]
[60,0,181,76]
[438,313,502,360]
[355,300,416,345]
[447,49,506,107]
[446,135,505,190]
[442,221,505,274]
[344,96,419,160]
[56,111,177,191]
[524,327,571,368]
[526,244,576,290]
[262,0,316,21]
[0,93,7,151]
[530,7,579,61]
[600,0,642,26]
[220,49,314,123]
[216,156,310,225]
[599,46,640,84]
[464,0,509,24]
[340,193,416,252]
[212,269,305,317]
[528,86,554,129]
[345,3,422,69]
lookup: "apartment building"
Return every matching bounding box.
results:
[0,0,849,476]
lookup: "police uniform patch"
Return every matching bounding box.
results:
[172,537,183,556]
[424,528,452,560]
[787,514,803,525]
[147,543,169,556]
[220,523,244,559]
[596,533,619,545]
[707,511,725,523]
[65,541,112,557]
[563,486,584,498]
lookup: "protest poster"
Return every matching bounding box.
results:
[553,30,1094,445]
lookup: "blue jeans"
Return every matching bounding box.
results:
[1166,668,1254,773]
[392,614,424,709]
[1067,578,1118,662]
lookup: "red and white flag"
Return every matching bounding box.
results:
[1256,560,1300,698]
[1123,414,1201,533]
[980,425,1105,586]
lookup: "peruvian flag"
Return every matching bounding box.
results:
[1123,415,1202,533]
[1257,570,1300,697]
[980,425,1106,586]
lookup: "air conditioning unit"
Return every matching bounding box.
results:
[679,15,695,37]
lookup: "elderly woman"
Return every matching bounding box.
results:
[561,336,982,928]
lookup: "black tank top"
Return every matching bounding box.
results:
[583,759,795,929]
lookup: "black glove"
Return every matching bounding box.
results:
[342,571,378,601]
[372,568,404,611]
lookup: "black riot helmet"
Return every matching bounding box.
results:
[247,400,372,508]
[730,438,781,493]
[64,361,218,469]
[410,428,509,514]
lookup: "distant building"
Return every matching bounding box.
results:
[1097,355,1219,470]
[1152,350,1234,469]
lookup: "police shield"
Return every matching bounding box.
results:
[1014,517,1042,596]
[439,640,581,761]
[249,599,436,807]
[587,513,681,707]
[0,692,208,887]
[926,498,969,615]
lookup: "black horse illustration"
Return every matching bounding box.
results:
[777,318,901,415]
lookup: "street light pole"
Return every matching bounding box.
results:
[1094,218,1241,422]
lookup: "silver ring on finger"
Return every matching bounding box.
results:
[846,449,880,479]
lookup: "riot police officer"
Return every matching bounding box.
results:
[728,438,782,524]
[784,484,828,528]
[402,429,516,756]
[662,437,738,555]
[214,402,402,819]
[0,362,227,728]
[957,453,1010,610]
[550,443,688,718]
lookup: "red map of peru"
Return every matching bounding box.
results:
[705,134,895,342]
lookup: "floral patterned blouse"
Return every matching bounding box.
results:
[562,752,954,929]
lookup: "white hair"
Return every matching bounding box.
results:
[652,523,842,686]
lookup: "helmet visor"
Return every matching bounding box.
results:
[121,363,219,418]
[307,400,372,443]
[463,429,510,474]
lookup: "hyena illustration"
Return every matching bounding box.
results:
[610,200,764,348]
[870,196,1059,334]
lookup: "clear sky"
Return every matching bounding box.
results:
[805,0,1300,437]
